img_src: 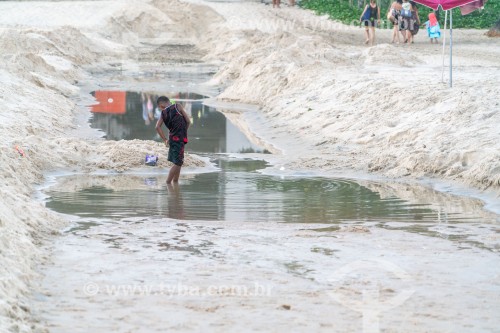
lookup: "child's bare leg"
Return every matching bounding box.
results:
[364,27,370,44]
[167,165,182,184]
[370,27,375,46]
[173,166,182,183]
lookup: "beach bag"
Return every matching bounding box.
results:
[145,154,158,166]
[387,10,396,23]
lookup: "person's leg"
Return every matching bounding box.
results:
[167,141,184,184]
[364,25,370,44]
[167,164,182,184]
[393,23,401,43]
[370,26,375,46]
[173,166,182,182]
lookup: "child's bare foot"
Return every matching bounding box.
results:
[365,39,370,44]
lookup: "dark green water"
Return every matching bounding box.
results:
[46,156,489,225]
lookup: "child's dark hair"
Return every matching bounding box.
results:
[157,96,170,104]
[396,0,403,4]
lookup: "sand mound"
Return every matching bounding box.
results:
[46,138,205,172]
[363,43,422,66]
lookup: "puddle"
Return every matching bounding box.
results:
[45,160,499,252]
[45,159,497,226]
[89,90,268,154]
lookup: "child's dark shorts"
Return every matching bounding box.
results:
[168,140,185,166]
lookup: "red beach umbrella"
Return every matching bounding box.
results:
[411,0,489,87]
[410,0,478,10]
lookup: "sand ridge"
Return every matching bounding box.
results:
[196,0,500,194]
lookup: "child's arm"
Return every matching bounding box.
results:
[415,8,421,25]
[155,116,168,145]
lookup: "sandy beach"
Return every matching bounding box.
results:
[0,0,499,332]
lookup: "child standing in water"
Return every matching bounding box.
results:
[425,12,441,43]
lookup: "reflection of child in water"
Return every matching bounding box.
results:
[141,93,155,125]
[424,12,441,44]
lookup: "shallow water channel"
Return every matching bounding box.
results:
[44,89,498,249]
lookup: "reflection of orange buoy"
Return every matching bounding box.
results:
[91,91,126,114]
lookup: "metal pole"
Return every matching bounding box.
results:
[449,9,453,88]
[441,10,448,83]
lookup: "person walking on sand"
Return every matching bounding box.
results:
[400,0,418,45]
[387,0,403,43]
[155,96,191,184]
[360,0,380,46]
[408,1,421,43]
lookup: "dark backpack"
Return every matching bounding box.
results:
[401,8,412,18]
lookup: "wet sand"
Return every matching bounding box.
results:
[34,219,500,332]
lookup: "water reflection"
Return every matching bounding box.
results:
[46,158,492,225]
[166,183,185,220]
[89,90,265,154]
